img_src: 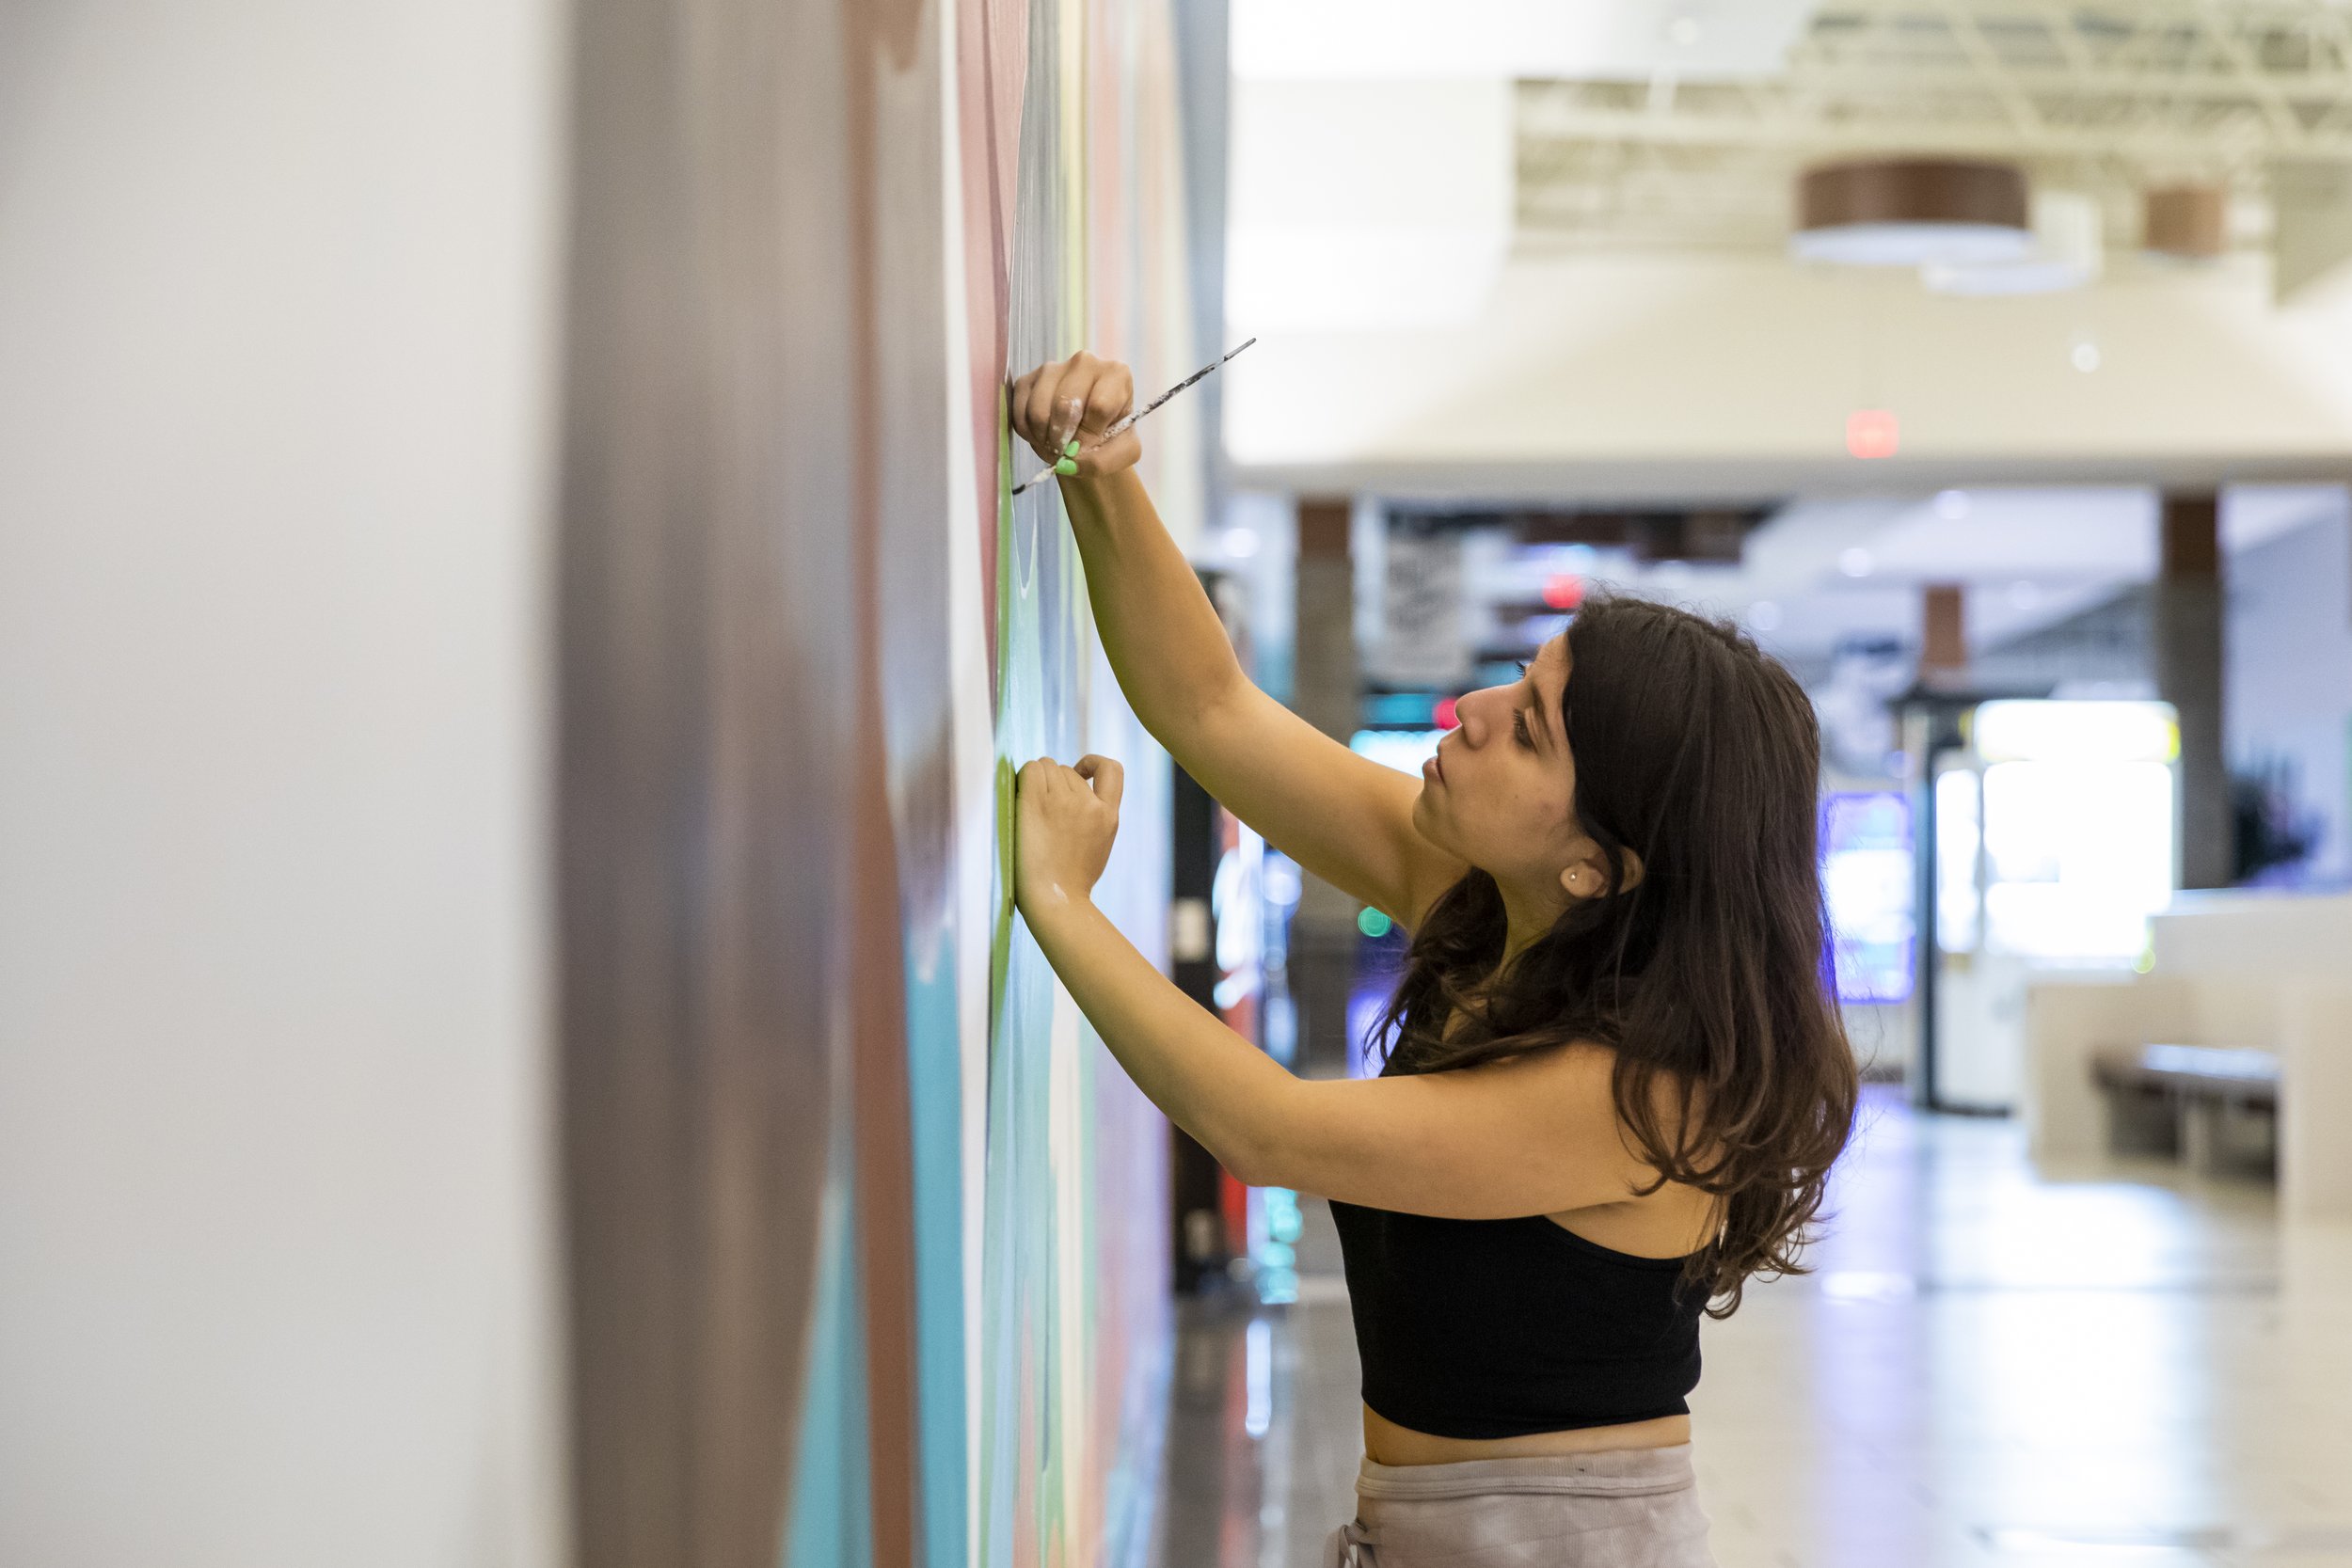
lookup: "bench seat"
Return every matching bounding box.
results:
[2090,1042,2280,1101]
[2090,1042,2279,1176]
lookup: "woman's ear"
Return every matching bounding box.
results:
[1560,854,1601,901]
[1560,847,1644,900]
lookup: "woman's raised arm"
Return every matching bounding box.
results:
[1014,353,1468,929]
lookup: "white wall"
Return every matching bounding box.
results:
[0,7,564,1566]
[2153,890,2352,976]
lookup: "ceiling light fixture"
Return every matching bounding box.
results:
[2143,184,2228,261]
[1922,189,2103,296]
[1791,157,2032,267]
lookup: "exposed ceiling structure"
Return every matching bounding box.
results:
[1518,0,2352,290]
[1223,0,2352,490]
[1217,0,2352,676]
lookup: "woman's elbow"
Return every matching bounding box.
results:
[1215,1134,1276,1190]
[1203,1066,1310,1191]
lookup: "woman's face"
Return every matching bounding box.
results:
[1411,632,1599,900]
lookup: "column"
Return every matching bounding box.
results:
[1290,497,1361,1079]
[1920,582,1966,685]
[2153,492,2230,889]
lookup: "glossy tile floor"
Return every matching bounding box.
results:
[1146,1083,2352,1567]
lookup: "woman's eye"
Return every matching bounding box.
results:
[1513,711,1534,749]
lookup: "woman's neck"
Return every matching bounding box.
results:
[1497,883,1568,968]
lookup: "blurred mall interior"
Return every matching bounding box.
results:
[5,2,2352,1566]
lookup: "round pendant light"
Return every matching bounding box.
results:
[1922,189,2104,296]
[1791,156,2032,267]
[2143,184,2228,261]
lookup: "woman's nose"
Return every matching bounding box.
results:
[1457,687,1500,745]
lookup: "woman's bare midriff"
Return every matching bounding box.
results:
[1363,1404,1691,1465]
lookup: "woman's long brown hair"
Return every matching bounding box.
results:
[1371,594,1861,1318]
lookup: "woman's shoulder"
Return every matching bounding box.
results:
[1417,1021,1725,1161]
[1540,1041,1728,1175]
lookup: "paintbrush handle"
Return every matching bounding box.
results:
[1011,338,1256,495]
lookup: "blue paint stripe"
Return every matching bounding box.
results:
[784,1164,873,1568]
[903,928,968,1568]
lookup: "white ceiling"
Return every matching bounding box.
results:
[1223,251,2352,497]
[1226,79,1514,332]
[1224,0,1816,334]
[1231,0,1814,81]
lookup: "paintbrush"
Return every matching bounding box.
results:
[1011,338,1257,496]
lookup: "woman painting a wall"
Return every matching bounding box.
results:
[1003,350,1861,1567]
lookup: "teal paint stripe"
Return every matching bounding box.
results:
[784,1165,874,1568]
[903,929,967,1568]
[979,916,1056,1568]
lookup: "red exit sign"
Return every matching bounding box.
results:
[1846,409,1900,459]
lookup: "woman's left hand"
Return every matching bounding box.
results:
[1014,754,1123,918]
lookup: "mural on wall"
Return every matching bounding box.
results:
[970,3,1198,1566]
[558,0,1199,1563]
[780,0,1201,1566]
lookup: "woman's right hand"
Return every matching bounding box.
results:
[1009,351,1142,482]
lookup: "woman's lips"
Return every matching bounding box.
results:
[1423,749,1444,784]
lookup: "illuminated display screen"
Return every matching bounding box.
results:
[1820,791,1916,1004]
[1935,768,1982,955]
[1210,813,1264,1013]
[1979,757,2172,961]
[1951,699,2178,964]
[1973,699,2177,764]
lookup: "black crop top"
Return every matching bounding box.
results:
[1327,1197,1708,1439]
